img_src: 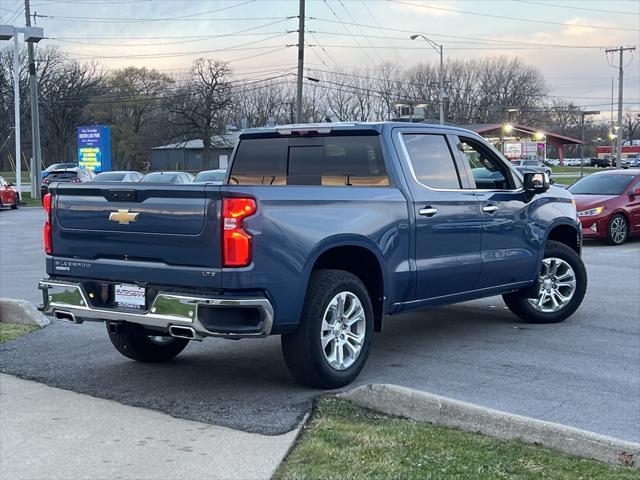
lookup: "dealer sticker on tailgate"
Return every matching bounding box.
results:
[115,284,146,308]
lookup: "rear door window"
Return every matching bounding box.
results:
[401,134,461,189]
[229,135,388,186]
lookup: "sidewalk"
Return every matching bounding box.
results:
[0,374,299,480]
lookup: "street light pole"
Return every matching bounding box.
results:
[410,34,444,124]
[13,32,21,196]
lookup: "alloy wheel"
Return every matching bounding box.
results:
[527,257,577,313]
[609,216,627,245]
[320,291,366,371]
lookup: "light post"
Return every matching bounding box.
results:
[0,24,44,199]
[580,110,600,178]
[410,34,444,125]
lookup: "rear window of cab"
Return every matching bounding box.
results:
[229,135,389,187]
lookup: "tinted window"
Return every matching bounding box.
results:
[568,174,634,195]
[288,137,388,186]
[402,134,460,189]
[457,137,518,190]
[48,171,78,181]
[93,172,126,181]
[229,136,388,186]
[230,138,287,185]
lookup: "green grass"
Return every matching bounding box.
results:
[551,166,607,174]
[0,170,31,184]
[552,176,579,186]
[0,323,38,343]
[275,397,637,480]
[20,192,43,207]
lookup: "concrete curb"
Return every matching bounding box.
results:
[0,298,50,327]
[340,384,639,468]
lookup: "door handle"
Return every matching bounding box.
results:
[482,205,499,213]
[419,207,438,217]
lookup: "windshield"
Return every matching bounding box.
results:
[93,172,126,181]
[194,171,226,182]
[568,174,634,195]
[141,173,179,183]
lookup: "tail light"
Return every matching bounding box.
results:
[222,197,256,267]
[71,178,81,183]
[43,193,52,255]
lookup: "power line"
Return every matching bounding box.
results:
[50,19,291,47]
[321,0,376,65]
[307,18,617,49]
[359,0,402,60]
[35,13,286,23]
[511,0,635,15]
[65,33,291,60]
[386,0,639,32]
[336,0,384,63]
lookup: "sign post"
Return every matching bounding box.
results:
[77,126,111,173]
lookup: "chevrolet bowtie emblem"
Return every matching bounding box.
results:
[109,209,139,225]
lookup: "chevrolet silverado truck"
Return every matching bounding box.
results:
[38,122,587,388]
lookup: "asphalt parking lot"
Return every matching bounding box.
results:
[1,207,639,440]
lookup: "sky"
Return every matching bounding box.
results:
[1,0,639,120]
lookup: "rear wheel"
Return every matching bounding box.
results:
[107,325,189,362]
[10,194,18,209]
[281,269,373,389]
[605,214,628,245]
[503,240,587,324]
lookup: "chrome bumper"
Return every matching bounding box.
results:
[38,279,273,339]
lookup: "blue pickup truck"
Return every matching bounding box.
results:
[38,122,587,388]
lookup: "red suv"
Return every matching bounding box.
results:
[568,169,640,245]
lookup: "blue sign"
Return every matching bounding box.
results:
[77,125,111,172]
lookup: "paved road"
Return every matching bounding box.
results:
[1,207,639,440]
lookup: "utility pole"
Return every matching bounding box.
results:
[295,0,305,123]
[606,46,636,169]
[25,0,42,198]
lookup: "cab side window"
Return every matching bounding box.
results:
[456,136,519,190]
[401,133,461,189]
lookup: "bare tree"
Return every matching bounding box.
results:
[168,59,233,168]
[622,111,640,142]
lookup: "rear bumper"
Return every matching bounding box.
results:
[38,279,274,339]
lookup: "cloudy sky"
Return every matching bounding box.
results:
[1,0,638,117]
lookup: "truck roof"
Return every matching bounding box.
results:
[240,121,477,138]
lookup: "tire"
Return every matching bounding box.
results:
[281,269,373,389]
[503,240,587,324]
[107,325,189,362]
[605,214,628,245]
[10,195,18,209]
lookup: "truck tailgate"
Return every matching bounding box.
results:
[48,183,222,289]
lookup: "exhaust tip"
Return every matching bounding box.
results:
[54,311,81,324]
[169,325,198,340]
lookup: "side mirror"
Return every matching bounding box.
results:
[631,187,640,197]
[523,172,550,194]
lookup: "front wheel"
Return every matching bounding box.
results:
[10,195,18,209]
[503,240,587,324]
[107,325,189,362]
[281,269,373,389]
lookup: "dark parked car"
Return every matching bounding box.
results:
[193,169,226,184]
[41,168,93,198]
[140,171,194,183]
[568,169,640,245]
[93,171,144,182]
[0,176,19,210]
[38,122,587,388]
[42,163,78,179]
